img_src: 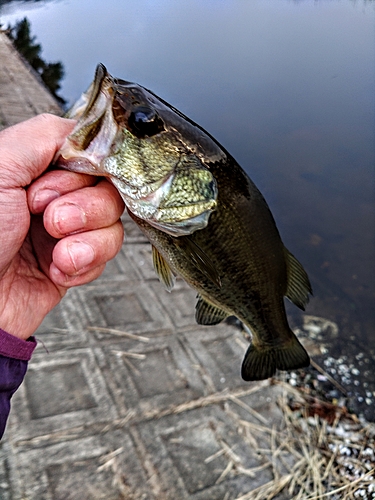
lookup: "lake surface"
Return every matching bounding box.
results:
[1,0,374,413]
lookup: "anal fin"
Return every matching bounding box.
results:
[152,246,176,292]
[195,295,227,325]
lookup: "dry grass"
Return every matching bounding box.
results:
[16,368,374,499]
[229,380,375,500]
[138,376,374,499]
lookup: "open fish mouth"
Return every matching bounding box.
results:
[55,63,219,236]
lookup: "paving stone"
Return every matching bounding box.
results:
[8,348,118,442]
[123,243,157,282]
[11,431,153,500]
[0,32,61,130]
[94,245,142,283]
[32,289,90,352]
[75,279,174,336]
[181,324,250,392]
[151,279,200,329]
[0,442,12,500]
[100,334,207,415]
[135,404,276,500]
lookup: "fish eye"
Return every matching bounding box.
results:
[128,106,164,137]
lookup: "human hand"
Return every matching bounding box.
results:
[0,114,124,339]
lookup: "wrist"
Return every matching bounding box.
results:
[0,313,36,341]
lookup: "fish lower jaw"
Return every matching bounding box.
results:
[123,194,213,236]
[112,174,214,236]
[147,211,212,236]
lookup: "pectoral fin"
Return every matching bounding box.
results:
[177,237,221,288]
[152,246,176,292]
[195,295,228,325]
[284,247,313,310]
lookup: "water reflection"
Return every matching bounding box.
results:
[1,0,374,414]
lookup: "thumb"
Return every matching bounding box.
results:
[0,114,75,188]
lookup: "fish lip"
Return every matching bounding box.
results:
[55,64,119,171]
[82,63,109,119]
[56,156,104,176]
[65,63,111,122]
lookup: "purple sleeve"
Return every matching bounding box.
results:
[0,328,37,439]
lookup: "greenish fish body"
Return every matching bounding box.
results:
[56,64,312,381]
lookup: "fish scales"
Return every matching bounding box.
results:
[56,63,312,381]
[131,156,291,345]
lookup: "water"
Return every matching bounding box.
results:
[1,0,374,414]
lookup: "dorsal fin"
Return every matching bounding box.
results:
[152,245,176,292]
[284,247,312,310]
[195,295,228,325]
[177,237,221,288]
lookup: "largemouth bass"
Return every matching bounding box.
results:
[56,63,312,381]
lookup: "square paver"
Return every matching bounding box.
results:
[181,324,250,392]
[94,246,141,283]
[33,289,89,352]
[102,334,206,414]
[123,243,158,282]
[136,405,273,500]
[150,279,199,329]
[12,431,153,500]
[8,348,118,442]
[75,280,174,337]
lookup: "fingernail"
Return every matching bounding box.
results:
[53,203,87,234]
[67,241,95,271]
[49,263,72,285]
[33,189,60,213]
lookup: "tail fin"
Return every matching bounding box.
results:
[241,335,310,381]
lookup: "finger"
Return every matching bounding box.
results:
[50,220,124,286]
[49,262,107,288]
[0,114,75,188]
[29,214,57,276]
[28,170,97,214]
[44,179,125,238]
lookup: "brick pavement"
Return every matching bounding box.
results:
[0,32,296,499]
[0,31,61,130]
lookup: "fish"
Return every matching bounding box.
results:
[56,63,312,381]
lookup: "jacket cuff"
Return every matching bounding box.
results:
[0,328,37,361]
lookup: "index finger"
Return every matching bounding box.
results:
[0,114,75,188]
[28,170,98,214]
